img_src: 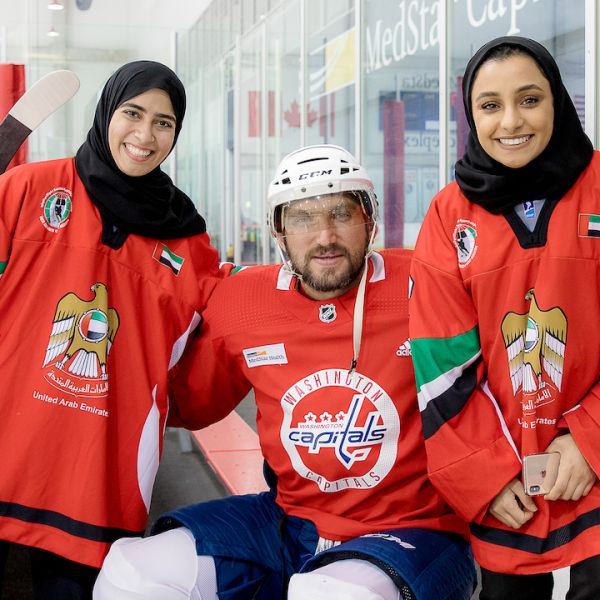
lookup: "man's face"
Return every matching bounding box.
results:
[280,193,371,300]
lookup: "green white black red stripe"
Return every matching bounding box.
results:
[411,326,482,438]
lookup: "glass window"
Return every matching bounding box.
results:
[266,1,302,261]
[231,0,242,36]
[239,29,264,264]
[177,0,590,264]
[363,0,440,248]
[176,30,228,259]
[305,0,356,151]
[255,0,268,20]
[242,0,256,33]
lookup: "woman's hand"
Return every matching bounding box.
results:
[544,433,597,501]
[488,479,537,529]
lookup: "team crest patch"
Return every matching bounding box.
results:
[42,282,119,398]
[319,304,337,323]
[453,219,478,267]
[501,289,567,419]
[280,369,400,493]
[40,187,72,233]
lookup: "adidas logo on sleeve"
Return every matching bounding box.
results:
[396,340,412,357]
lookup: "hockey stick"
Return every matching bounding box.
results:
[0,69,80,174]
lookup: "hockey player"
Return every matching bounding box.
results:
[93,145,476,600]
[409,37,600,599]
[0,62,220,597]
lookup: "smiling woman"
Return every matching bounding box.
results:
[470,53,554,169]
[108,89,177,177]
[454,36,592,215]
[0,59,222,598]
[75,60,203,248]
[409,36,600,600]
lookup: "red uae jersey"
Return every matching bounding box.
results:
[0,158,221,567]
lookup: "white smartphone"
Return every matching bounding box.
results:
[522,452,560,496]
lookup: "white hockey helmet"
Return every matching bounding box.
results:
[267,144,378,238]
[267,145,379,374]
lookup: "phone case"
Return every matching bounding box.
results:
[522,452,560,496]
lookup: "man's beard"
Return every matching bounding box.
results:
[287,241,368,294]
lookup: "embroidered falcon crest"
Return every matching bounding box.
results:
[501,289,567,395]
[43,283,120,380]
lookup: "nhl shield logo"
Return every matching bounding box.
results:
[319,304,337,323]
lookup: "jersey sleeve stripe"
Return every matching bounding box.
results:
[416,349,481,412]
[420,360,479,439]
[411,326,481,393]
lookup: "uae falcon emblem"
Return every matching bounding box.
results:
[501,289,567,396]
[43,283,119,380]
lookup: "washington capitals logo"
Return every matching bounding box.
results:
[501,289,567,410]
[280,369,399,493]
[288,396,385,469]
[43,283,119,395]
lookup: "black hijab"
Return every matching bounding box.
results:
[454,36,594,214]
[75,60,206,248]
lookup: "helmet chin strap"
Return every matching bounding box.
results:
[277,240,303,281]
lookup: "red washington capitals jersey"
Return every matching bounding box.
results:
[0,158,220,567]
[170,249,467,541]
[410,151,600,573]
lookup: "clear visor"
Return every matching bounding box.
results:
[277,192,371,236]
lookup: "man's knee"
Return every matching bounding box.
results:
[287,572,388,600]
[93,528,200,599]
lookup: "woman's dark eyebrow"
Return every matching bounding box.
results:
[120,101,176,122]
[474,83,545,103]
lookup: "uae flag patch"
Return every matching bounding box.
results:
[153,243,184,275]
[578,214,600,238]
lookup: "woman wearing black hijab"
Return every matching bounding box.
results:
[409,37,600,599]
[0,61,220,597]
